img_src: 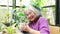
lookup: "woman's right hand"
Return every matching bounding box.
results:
[18,23,26,31]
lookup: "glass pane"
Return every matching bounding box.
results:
[16,0,20,6]
[0,7,12,23]
[41,7,56,25]
[0,0,12,6]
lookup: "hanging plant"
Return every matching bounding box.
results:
[30,0,45,11]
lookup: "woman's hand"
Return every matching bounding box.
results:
[20,24,27,31]
[18,23,40,34]
[18,23,29,32]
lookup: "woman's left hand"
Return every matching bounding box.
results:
[18,23,29,32]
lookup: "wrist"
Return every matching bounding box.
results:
[25,25,32,32]
[27,27,32,33]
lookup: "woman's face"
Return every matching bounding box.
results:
[26,10,36,21]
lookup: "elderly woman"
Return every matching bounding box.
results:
[18,6,50,34]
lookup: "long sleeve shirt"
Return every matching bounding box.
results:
[28,17,50,34]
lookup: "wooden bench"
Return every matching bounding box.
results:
[49,26,60,34]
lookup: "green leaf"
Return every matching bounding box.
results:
[6,27,13,34]
[17,12,24,17]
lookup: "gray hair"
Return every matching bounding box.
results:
[24,6,41,17]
